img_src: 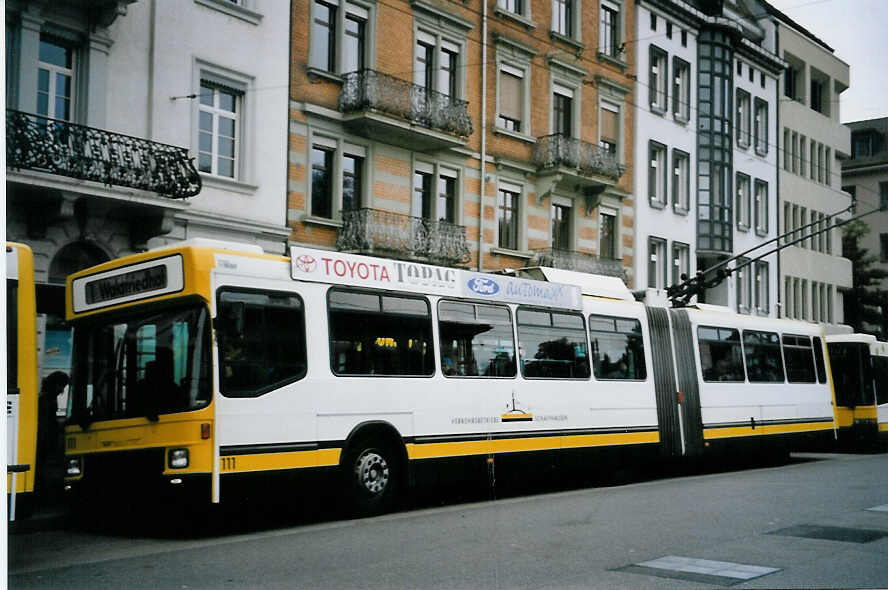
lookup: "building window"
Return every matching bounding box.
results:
[647,237,667,290]
[753,98,768,155]
[648,141,667,208]
[650,12,657,31]
[412,169,433,220]
[553,86,573,136]
[599,2,620,57]
[309,137,367,219]
[672,241,689,288]
[666,21,672,39]
[310,0,337,72]
[343,11,367,73]
[649,46,668,113]
[198,82,241,179]
[498,184,520,250]
[784,276,793,318]
[881,182,888,211]
[754,179,768,236]
[736,89,750,148]
[784,61,801,100]
[413,163,459,223]
[672,149,689,213]
[599,208,617,260]
[497,65,525,132]
[681,30,687,47]
[783,129,791,171]
[311,146,335,219]
[673,57,690,122]
[415,31,463,98]
[552,0,573,37]
[599,104,619,155]
[755,261,769,313]
[499,0,526,16]
[853,133,873,158]
[735,173,750,231]
[438,171,457,223]
[810,75,825,114]
[551,202,571,250]
[880,233,888,263]
[736,257,751,314]
[37,36,75,121]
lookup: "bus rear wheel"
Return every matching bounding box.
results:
[343,439,400,516]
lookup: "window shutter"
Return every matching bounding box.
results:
[600,108,618,144]
[499,70,522,121]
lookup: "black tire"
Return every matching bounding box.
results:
[342,438,400,516]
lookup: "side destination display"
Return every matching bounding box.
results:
[72,255,185,313]
[290,246,582,310]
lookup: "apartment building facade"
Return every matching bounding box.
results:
[6,0,290,379]
[842,117,888,332]
[770,5,852,329]
[290,0,637,280]
[633,0,781,315]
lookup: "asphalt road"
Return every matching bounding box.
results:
[9,452,888,589]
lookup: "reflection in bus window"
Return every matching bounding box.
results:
[742,330,784,382]
[588,315,646,380]
[218,290,307,397]
[517,309,590,379]
[873,356,888,403]
[438,301,516,377]
[698,326,745,382]
[812,336,827,383]
[782,334,816,383]
[329,289,433,376]
[827,342,873,406]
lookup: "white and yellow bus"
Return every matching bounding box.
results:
[7,242,40,520]
[64,241,836,515]
[826,334,888,450]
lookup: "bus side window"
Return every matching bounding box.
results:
[516,308,590,379]
[588,314,647,380]
[812,336,827,383]
[782,334,816,383]
[698,326,745,382]
[217,290,307,397]
[438,301,516,378]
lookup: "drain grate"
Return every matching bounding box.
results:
[770,525,888,543]
[615,556,780,586]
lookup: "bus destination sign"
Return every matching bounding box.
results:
[72,254,185,314]
[85,265,167,305]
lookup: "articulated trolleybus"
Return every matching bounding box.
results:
[64,241,836,515]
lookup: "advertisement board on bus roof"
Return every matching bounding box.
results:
[289,247,582,310]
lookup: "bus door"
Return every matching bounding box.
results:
[667,309,705,457]
[212,280,310,501]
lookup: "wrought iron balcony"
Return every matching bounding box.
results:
[6,109,201,199]
[533,248,626,279]
[337,208,470,267]
[339,70,473,150]
[532,134,625,181]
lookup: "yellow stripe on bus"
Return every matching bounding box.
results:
[219,448,341,474]
[407,431,659,460]
[704,421,834,440]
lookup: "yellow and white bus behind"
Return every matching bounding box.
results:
[826,334,887,450]
[7,243,39,520]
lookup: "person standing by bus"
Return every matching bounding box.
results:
[37,371,69,497]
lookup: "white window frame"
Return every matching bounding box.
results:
[671,241,689,288]
[550,80,579,137]
[754,97,768,156]
[599,0,622,59]
[495,180,524,252]
[37,35,75,121]
[754,179,768,236]
[736,257,752,314]
[194,0,264,25]
[496,0,534,25]
[494,38,535,141]
[672,149,690,214]
[598,102,621,158]
[648,236,667,291]
[648,140,667,208]
[735,172,750,231]
[550,195,574,250]
[551,0,581,41]
[599,206,618,260]
[754,261,769,314]
[196,68,249,181]
[413,28,466,100]
[672,57,690,122]
[496,63,529,135]
[649,45,668,113]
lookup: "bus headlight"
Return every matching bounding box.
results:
[168,448,189,469]
[66,457,82,477]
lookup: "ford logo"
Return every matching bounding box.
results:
[467,277,500,295]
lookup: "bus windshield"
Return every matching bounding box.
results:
[70,302,211,424]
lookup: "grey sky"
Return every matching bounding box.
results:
[765,0,888,123]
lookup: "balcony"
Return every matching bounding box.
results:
[336,208,470,267]
[339,70,473,151]
[532,134,626,201]
[6,109,201,199]
[533,248,626,279]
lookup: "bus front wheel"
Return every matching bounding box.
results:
[342,439,400,516]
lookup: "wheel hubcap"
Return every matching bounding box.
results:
[355,450,389,495]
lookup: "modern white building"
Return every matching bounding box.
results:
[633,0,782,315]
[5,0,290,381]
[769,4,852,329]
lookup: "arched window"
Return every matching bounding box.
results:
[48,241,109,284]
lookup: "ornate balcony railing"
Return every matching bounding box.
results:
[339,70,474,138]
[337,208,470,267]
[6,109,201,199]
[532,134,625,181]
[533,248,626,279]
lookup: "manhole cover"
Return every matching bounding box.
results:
[770,525,888,543]
[615,556,780,586]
